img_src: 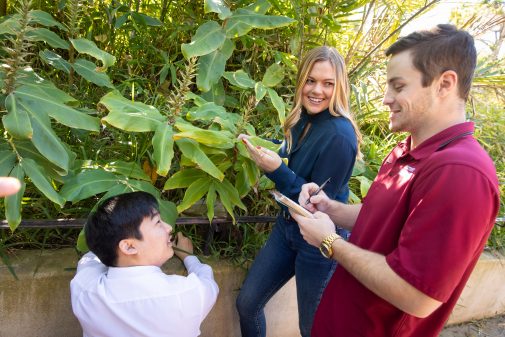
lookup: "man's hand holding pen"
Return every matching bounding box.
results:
[299,182,333,213]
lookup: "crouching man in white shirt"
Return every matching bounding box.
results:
[70,191,219,337]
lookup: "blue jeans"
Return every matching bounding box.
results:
[236,215,340,337]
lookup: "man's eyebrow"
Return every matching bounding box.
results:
[388,76,404,84]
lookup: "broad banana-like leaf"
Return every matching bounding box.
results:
[39,50,71,73]
[3,93,33,139]
[174,121,234,149]
[28,107,70,172]
[100,91,165,132]
[15,140,71,179]
[102,161,151,181]
[175,139,224,181]
[225,9,295,38]
[76,229,89,252]
[70,38,116,69]
[0,151,16,176]
[29,10,67,31]
[201,79,226,106]
[26,28,69,49]
[223,70,255,89]
[60,169,119,202]
[262,63,284,87]
[5,165,25,231]
[186,102,228,121]
[206,184,217,222]
[159,199,178,226]
[246,136,281,152]
[255,82,267,101]
[153,123,175,177]
[0,15,20,34]
[114,13,130,29]
[243,157,260,186]
[176,177,212,213]
[21,158,65,206]
[243,0,272,13]
[235,166,249,197]
[204,0,232,20]
[181,21,226,59]
[14,84,99,131]
[197,38,235,92]
[214,177,246,222]
[72,58,115,88]
[267,88,286,124]
[355,175,372,198]
[164,168,207,190]
[131,12,163,27]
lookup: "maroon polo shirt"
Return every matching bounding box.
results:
[312,122,500,337]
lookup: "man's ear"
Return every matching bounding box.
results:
[118,239,138,256]
[437,70,458,97]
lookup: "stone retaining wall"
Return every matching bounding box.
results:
[0,249,503,337]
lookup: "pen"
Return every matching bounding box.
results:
[305,177,331,205]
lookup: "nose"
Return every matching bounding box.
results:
[383,89,394,106]
[164,222,172,233]
[312,82,323,94]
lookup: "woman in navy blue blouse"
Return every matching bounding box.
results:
[236,46,361,337]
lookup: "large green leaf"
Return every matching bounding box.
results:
[72,58,115,88]
[267,88,286,124]
[28,107,70,172]
[176,177,212,213]
[203,184,216,222]
[100,91,165,132]
[201,79,226,106]
[102,161,151,181]
[152,123,175,177]
[14,83,100,131]
[29,10,67,31]
[186,102,240,133]
[214,177,246,222]
[70,38,116,69]
[3,93,33,139]
[60,169,119,202]
[255,82,267,101]
[131,12,163,27]
[0,15,20,35]
[5,165,25,231]
[197,38,235,92]
[175,139,224,181]
[0,151,16,176]
[174,121,234,149]
[159,199,178,226]
[25,28,69,49]
[204,0,232,20]
[223,70,256,89]
[163,168,207,190]
[39,50,71,73]
[21,158,65,206]
[15,140,70,178]
[262,63,284,87]
[225,9,295,38]
[181,21,226,59]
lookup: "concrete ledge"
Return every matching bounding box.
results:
[0,249,503,336]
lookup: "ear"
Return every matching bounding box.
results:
[437,70,458,97]
[118,239,138,256]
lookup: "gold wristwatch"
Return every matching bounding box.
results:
[319,233,341,258]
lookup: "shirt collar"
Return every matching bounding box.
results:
[302,108,333,124]
[402,122,475,160]
[106,265,162,279]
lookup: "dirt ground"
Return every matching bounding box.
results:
[439,314,505,337]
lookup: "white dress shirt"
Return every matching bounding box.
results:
[70,252,219,337]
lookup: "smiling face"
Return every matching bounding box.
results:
[383,51,437,136]
[301,60,335,115]
[133,210,174,267]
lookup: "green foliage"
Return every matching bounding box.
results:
[0,0,503,258]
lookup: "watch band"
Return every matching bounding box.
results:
[319,233,341,258]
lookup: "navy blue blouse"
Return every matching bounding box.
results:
[266,108,357,204]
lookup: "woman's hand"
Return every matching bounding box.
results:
[238,135,282,173]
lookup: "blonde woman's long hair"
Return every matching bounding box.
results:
[283,46,362,156]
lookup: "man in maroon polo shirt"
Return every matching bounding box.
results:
[290,24,500,337]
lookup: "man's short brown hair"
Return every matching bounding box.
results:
[385,24,476,101]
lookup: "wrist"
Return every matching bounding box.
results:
[319,233,342,259]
